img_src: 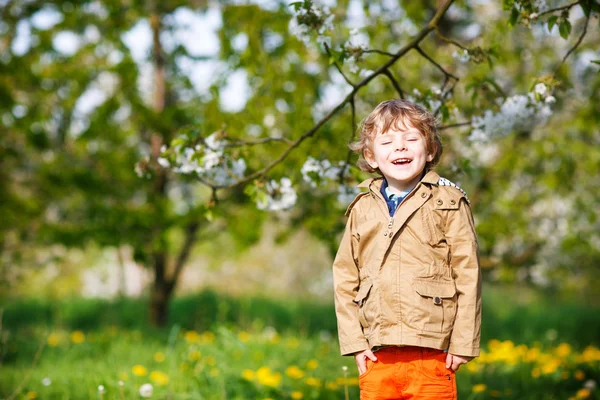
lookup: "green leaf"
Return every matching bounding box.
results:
[580,1,591,17]
[590,60,600,65]
[558,19,572,39]
[508,7,520,27]
[547,16,558,31]
[289,1,303,11]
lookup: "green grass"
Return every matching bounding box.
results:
[0,284,599,399]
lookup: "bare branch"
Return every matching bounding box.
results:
[435,30,469,51]
[324,43,356,87]
[170,221,200,285]
[339,97,357,184]
[538,0,582,18]
[415,46,459,81]
[554,6,591,73]
[383,69,405,99]
[439,121,472,130]
[364,49,395,57]
[224,137,293,147]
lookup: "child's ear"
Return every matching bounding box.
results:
[364,148,378,169]
[426,152,434,162]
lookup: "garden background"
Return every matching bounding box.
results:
[1,0,599,399]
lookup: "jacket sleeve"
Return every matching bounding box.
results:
[332,208,369,356]
[445,197,482,357]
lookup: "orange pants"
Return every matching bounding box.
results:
[359,346,457,400]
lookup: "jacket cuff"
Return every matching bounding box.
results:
[340,340,370,356]
[448,344,480,357]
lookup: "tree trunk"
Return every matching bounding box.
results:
[149,277,173,327]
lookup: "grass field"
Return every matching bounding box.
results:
[0,285,598,399]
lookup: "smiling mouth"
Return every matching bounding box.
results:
[392,158,412,165]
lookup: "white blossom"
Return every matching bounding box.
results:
[42,378,52,386]
[139,383,153,398]
[534,83,547,96]
[529,12,538,19]
[301,157,346,187]
[452,49,470,63]
[337,184,360,205]
[257,178,297,211]
[469,85,555,142]
[157,157,170,168]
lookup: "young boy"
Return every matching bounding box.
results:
[333,99,481,399]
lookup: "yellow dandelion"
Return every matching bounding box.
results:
[26,392,37,399]
[205,355,216,366]
[472,384,487,393]
[70,330,85,344]
[132,365,148,376]
[238,331,251,342]
[150,370,169,386]
[531,368,541,378]
[210,368,220,377]
[201,331,215,343]
[188,350,202,362]
[47,333,61,347]
[575,370,585,380]
[555,343,572,358]
[285,365,304,380]
[466,361,481,373]
[306,359,319,370]
[184,330,200,343]
[154,352,165,363]
[541,359,561,375]
[242,369,255,381]
[256,367,282,387]
[291,391,303,400]
[326,382,339,391]
[576,388,591,399]
[305,377,322,388]
[569,397,576,400]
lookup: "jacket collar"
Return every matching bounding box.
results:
[357,169,440,190]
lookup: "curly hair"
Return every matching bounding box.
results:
[349,99,443,174]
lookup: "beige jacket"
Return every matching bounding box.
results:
[333,170,482,357]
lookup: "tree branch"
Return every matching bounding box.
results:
[439,121,472,130]
[170,220,200,285]
[198,0,456,190]
[435,30,468,51]
[339,97,357,184]
[554,5,591,73]
[537,0,582,18]
[224,137,293,147]
[383,69,405,99]
[363,49,395,57]
[415,45,459,81]
[324,43,356,87]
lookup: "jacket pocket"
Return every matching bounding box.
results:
[411,279,457,333]
[353,280,374,331]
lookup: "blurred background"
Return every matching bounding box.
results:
[1,0,599,399]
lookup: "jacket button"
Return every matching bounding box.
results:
[383,232,388,236]
[421,192,427,198]
[450,199,456,205]
[434,297,442,305]
[436,199,443,205]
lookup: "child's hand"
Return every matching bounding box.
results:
[445,353,473,372]
[354,349,378,375]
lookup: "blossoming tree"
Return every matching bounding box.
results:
[1,0,598,324]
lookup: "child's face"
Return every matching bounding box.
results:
[364,120,433,192]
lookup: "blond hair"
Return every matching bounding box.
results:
[349,99,443,174]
